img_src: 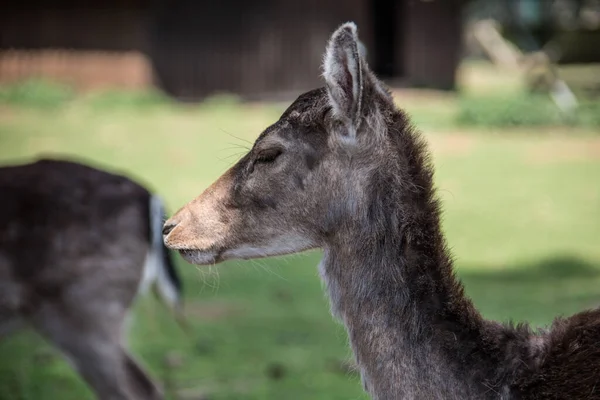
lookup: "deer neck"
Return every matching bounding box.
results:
[321,231,513,399]
[319,151,521,399]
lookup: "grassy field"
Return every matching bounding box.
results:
[0,62,599,399]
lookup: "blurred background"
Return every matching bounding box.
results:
[0,0,599,399]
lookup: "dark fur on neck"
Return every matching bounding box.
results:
[320,108,560,399]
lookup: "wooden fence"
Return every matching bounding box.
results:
[0,50,153,90]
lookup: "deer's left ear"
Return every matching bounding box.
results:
[323,22,365,137]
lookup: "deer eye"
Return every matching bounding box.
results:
[254,148,283,165]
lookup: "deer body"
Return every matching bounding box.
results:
[0,158,183,400]
[163,23,600,400]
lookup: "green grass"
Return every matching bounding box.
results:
[0,77,599,399]
[454,60,600,129]
[0,79,75,109]
[457,94,600,128]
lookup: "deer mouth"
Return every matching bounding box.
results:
[178,249,221,265]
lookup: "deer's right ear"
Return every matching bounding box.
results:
[323,22,365,138]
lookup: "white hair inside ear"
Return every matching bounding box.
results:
[322,22,365,139]
[357,39,368,59]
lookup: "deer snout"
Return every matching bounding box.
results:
[162,200,233,253]
[162,210,191,249]
[163,168,237,254]
[162,220,177,236]
[163,211,184,240]
[163,212,191,244]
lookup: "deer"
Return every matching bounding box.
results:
[0,157,184,400]
[162,22,600,400]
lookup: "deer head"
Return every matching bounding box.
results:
[163,22,401,265]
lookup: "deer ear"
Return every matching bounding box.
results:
[323,22,365,137]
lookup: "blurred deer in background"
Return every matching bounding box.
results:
[0,158,184,400]
[163,22,600,399]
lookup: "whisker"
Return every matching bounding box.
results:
[218,128,253,148]
[217,151,246,162]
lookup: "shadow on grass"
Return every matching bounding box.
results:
[457,255,600,324]
[460,255,600,283]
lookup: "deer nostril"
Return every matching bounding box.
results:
[162,222,177,236]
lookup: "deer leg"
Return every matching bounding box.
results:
[122,350,164,400]
[31,304,162,400]
[0,264,24,340]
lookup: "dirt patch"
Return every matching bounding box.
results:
[525,137,600,164]
[0,105,17,122]
[183,300,245,322]
[426,133,479,157]
[391,88,456,103]
[391,88,457,112]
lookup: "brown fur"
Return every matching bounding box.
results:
[164,23,600,399]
